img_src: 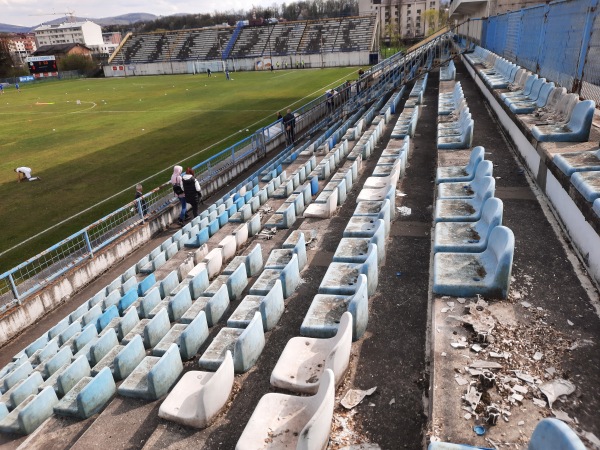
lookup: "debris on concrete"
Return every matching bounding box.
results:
[396,206,412,216]
[389,398,395,406]
[341,387,377,409]
[539,379,576,408]
[455,376,469,386]
[473,424,486,436]
[552,409,573,423]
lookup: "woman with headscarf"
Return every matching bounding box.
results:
[171,165,187,226]
[182,167,203,218]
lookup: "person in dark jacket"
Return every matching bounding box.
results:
[283,109,295,145]
[182,167,203,218]
[135,184,148,216]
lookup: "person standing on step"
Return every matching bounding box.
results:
[135,184,148,217]
[171,165,187,226]
[283,108,295,145]
[182,167,203,219]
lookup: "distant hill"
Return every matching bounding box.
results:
[0,13,157,33]
[0,23,32,33]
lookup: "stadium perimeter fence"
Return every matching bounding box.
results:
[455,0,600,105]
[0,27,455,311]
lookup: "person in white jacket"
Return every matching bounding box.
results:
[182,167,203,218]
[15,167,41,182]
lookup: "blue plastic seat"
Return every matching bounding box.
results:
[436,147,485,184]
[434,198,503,253]
[438,160,493,199]
[435,176,495,222]
[433,225,514,298]
[532,100,596,142]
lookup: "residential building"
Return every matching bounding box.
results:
[34,21,104,50]
[359,0,442,40]
[6,33,37,63]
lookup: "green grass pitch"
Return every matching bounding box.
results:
[0,67,358,272]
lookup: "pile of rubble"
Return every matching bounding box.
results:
[439,294,600,448]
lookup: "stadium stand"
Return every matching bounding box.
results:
[2,7,600,448]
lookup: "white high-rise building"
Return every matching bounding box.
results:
[34,21,104,49]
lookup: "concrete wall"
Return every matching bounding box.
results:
[103,51,371,78]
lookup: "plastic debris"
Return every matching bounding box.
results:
[533,351,543,361]
[389,398,395,406]
[539,379,576,408]
[473,425,486,436]
[521,301,532,308]
[532,398,547,407]
[465,386,482,409]
[341,387,377,409]
[455,376,469,386]
[471,344,483,353]
[567,319,574,326]
[513,370,535,384]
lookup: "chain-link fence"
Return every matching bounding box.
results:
[481,0,600,103]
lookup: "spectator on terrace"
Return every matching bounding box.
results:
[182,167,203,218]
[326,90,334,112]
[135,184,148,216]
[283,108,296,145]
[15,167,40,182]
[171,165,187,226]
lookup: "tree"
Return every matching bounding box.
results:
[0,34,14,78]
[58,54,98,76]
[423,8,449,36]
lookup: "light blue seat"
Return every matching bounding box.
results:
[227,280,285,331]
[181,284,230,327]
[117,288,139,315]
[95,305,119,333]
[101,307,140,341]
[319,244,378,297]
[118,343,183,400]
[149,287,193,322]
[532,100,596,142]
[435,177,495,222]
[429,418,586,450]
[433,225,514,298]
[594,198,600,218]
[35,346,73,379]
[504,77,546,106]
[500,74,538,101]
[344,199,391,238]
[438,112,472,137]
[436,147,485,184]
[335,219,386,264]
[183,227,210,248]
[24,335,49,358]
[53,366,116,419]
[137,273,156,296]
[222,244,263,278]
[0,386,58,435]
[434,198,503,253]
[437,120,474,150]
[438,160,493,199]
[250,254,300,299]
[198,312,265,373]
[99,334,146,381]
[52,355,91,397]
[509,81,555,114]
[48,317,69,340]
[153,311,209,360]
[570,170,600,202]
[440,60,455,81]
[554,149,600,176]
[264,202,296,229]
[301,274,369,341]
[265,233,307,271]
[0,372,43,411]
[58,321,82,346]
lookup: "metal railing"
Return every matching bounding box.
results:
[0,31,450,310]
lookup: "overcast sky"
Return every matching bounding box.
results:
[3,0,287,27]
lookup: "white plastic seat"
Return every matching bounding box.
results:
[270,312,352,394]
[158,351,234,429]
[236,369,335,450]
